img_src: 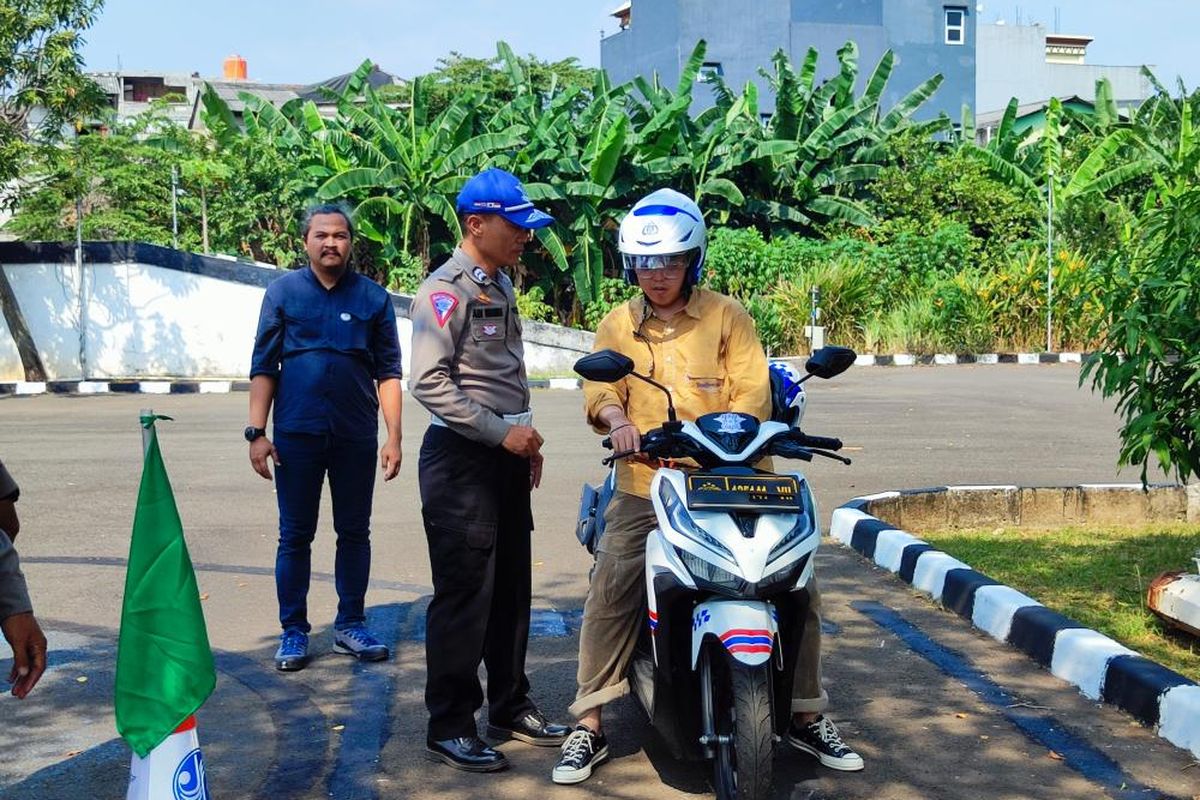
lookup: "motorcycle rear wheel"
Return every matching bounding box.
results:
[706,650,774,800]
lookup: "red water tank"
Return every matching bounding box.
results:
[223,54,247,80]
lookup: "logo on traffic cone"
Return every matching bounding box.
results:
[126,715,210,800]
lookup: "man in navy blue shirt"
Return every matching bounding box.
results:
[248,202,403,671]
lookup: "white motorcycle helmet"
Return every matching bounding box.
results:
[768,360,807,428]
[618,188,707,287]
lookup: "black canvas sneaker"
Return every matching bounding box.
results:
[787,715,865,771]
[551,726,610,785]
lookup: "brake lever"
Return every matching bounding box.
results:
[602,448,639,466]
[809,449,852,465]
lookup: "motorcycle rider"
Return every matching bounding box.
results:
[552,189,864,784]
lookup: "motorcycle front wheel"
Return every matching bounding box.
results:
[703,648,774,800]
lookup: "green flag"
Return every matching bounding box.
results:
[115,417,216,758]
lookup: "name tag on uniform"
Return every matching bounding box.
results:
[470,306,506,341]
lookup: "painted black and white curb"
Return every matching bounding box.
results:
[831,488,1200,760]
[0,378,586,396]
[0,380,254,396]
[851,352,1086,367]
[0,353,1095,397]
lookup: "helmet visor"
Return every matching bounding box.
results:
[624,250,698,273]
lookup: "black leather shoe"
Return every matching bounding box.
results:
[486,709,571,746]
[424,736,509,772]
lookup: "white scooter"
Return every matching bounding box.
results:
[574,345,857,800]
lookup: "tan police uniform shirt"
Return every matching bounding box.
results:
[583,288,772,498]
[409,247,531,447]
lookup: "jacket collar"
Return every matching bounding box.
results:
[629,287,705,326]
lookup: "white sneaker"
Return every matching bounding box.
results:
[787,715,865,771]
[332,625,389,662]
[551,726,609,784]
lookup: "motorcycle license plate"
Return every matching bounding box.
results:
[686,473,801,511]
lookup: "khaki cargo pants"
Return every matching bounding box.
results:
[569,491,829,718]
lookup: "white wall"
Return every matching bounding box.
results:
[0,260,591,382]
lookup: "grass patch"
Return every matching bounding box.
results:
[920,522,1200,682]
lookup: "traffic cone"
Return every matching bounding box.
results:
[126,715,210,800]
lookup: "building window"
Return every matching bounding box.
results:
[698,62,724,83]
[945,7,966,45]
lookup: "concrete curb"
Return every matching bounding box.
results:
[850,352,1087,367]
[831,484,1200,760]
[1,379,585,397]
[2,355,1090,396]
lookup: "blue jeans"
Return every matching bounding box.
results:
[273,431,377,633]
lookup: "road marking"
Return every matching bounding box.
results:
[852,600,1185,800]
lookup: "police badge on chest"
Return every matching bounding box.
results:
[470,305,506,341]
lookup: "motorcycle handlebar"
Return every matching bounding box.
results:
[597,426,850,466]
[794,433,842,451]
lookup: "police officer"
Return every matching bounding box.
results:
[0,458,46,699]
[410,168,570,773]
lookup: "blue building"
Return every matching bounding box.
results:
[601,0,976,121]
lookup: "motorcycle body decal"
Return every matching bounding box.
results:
[719,629,773,655]
[690,599,778,667]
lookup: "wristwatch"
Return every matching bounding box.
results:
[244,426,266,442]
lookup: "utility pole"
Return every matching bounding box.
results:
[75,193,89,378]
[1046,169,1054,353]
[171,165,179,250]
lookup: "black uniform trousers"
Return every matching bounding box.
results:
[419,425,536,740]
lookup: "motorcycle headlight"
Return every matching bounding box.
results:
[767,511,816,561]
[757,553,811,592]
[658,479,736,563]
[675,546,744,592]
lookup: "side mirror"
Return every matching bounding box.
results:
[574,349,636,383]
[805,346,857,380]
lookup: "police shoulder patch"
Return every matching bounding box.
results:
[429,291,459,328]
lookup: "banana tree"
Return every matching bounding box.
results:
[483,41,645,309]
[732,42,944,231]
[314,72,526,265]
[1064,74,1200,205]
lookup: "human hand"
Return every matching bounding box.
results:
[1,611,46,699]
[530,451,543,489]
[249,437,279,480]
[608,419,641,457]
[380,439,402,481]
[501,425,544,459]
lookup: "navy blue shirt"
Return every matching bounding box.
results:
[250,267,403,441]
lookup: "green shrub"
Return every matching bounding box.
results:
[869,224,981,302]
[386,251,425,294]
[868,132,1044,264]
[981,247,1097,351]
[767,257,874,354]
[704,227,772,297]
[744,294,787,356]
[928,270,994,353]
[876,298,941,354]
[516,285,557,323]
[582,276,640,330]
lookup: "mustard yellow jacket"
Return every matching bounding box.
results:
[583,288,771,498]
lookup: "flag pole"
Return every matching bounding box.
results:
[140,408,153,456]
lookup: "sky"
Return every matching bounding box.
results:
[79,0,1200,90]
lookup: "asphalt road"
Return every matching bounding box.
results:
[1,364,1197,800]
